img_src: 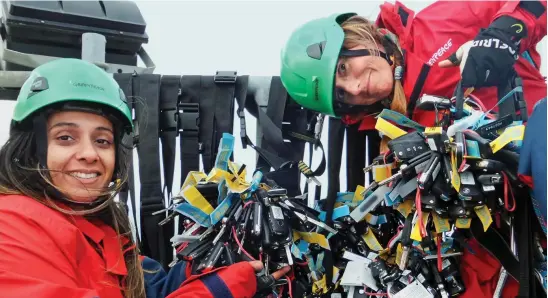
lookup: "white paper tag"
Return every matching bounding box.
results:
[393,280,434,298]
[271,206,284,220]
[482,185,496,192]
[343,251,371,265]
[427,138,438,151]
[460,171,475,185]
[331,294,342,298]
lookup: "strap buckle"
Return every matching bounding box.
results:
[214,71,237,84]
[178,103,200,134]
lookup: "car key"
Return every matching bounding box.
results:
[399,213,414,270]
[375,151,433,189]
[453,131,466,169]
[470,159,505,173]
[212,200,242,245]
[197,240,224,273]
[448,203,471,219]
[432,174,452,202]
[179,238,212,261]
[223,243,236,265]
[268,205,288,237]
[251,202,263,238]
[417,151,442,191]
[458,171,485,206]
[477,173,503,186]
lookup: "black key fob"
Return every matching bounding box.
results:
[267,205,288,237]
[388,131,429,162]
[251,202,263,238]
[448,203,472,219]
[421,194,438,212]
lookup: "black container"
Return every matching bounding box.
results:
[0,0,148,69]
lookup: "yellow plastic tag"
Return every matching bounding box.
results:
[410,212,430,242]
[353,185,365,204]
[181,171,207,190]
[375,117,407,139]
[450,151,461,191]
[395,243,403,266]
[490,125,525,153]
[474,205,493,232]
[432,212,451,233]
[455,218,472,229]
[424,127,442,135]
[181,185,215,214]
[362,229,384,252]
[396,199,414,217]
[373,164,394,182]
[312,275,328,294]
[294,231,330,250]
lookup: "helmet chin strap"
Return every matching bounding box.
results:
[32,112,112,208]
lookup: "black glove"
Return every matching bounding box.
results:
[460,16,527,88]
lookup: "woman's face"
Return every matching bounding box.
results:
[335,44,394,106]
[46,111,115,202]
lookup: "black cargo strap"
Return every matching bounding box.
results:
[325,118,346,226]
[159,75,181,200]
[178,74,236,182]
[234,75,289,170]
[133,74,172,270]
[255,76,292,171]
[204,73,236,173]
[179,76,202,185]
[113,73,138,240]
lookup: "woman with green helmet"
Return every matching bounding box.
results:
[280,1,546,297]
[280,2,546,152]
[0,58,288,298]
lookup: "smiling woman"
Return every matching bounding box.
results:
[46,111,117,203]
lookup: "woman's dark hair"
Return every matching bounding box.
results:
[0,104,146,298]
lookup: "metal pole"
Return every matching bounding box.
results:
[81,32,108,70]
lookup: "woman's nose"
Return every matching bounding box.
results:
[76,139,99,163]
[346,80,362,96]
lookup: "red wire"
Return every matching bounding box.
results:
[501,172,516,212]
[415,187,427,237]
[363,289,388,297]
[437,234,442,272]
[387,225,404,248]
[231,225,258,261]
[285,275,293,298]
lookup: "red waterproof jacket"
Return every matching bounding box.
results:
[347,0,547,130]
[0,195,257,298]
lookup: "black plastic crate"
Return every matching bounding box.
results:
[1,0,149,56]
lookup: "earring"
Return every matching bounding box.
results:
[394,66,403,80]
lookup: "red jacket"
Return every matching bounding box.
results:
[0,195,257,298]
[350,0,547,130]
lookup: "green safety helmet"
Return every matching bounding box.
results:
[12,58,133,133]
[280,13,393,118]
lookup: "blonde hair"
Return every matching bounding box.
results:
[340,16,407,153]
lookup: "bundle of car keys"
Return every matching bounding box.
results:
[159,87,537,298]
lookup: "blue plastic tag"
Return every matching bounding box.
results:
[209,193,235,225]
[214,133,235,171]
[319,205,350,221]
[174,203,211,227]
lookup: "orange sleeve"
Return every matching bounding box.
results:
[0,208,99,298]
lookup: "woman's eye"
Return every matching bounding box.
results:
[96,139,112,146]
[57,135,73,141]
[338,63,346,74]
